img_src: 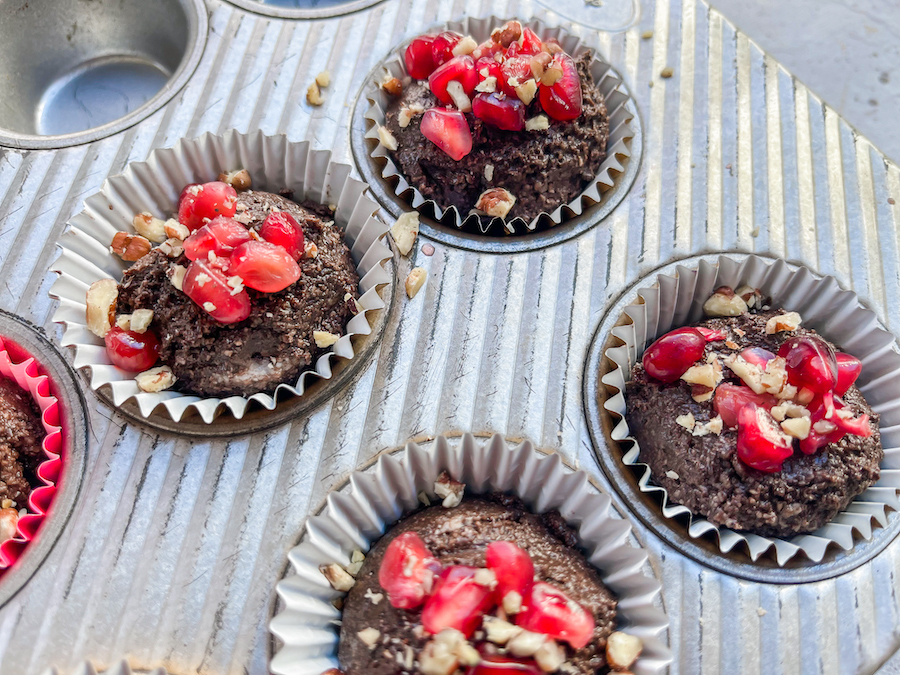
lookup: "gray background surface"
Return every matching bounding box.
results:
[710,0,900,164]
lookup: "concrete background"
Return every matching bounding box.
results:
[709,0,900,164]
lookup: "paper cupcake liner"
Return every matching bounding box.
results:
[0,335,65,571]
[269,433,671,675]
[363,16,635,236]
[49,130,393,424]
[45,662,169,675]
[600,254,900,565]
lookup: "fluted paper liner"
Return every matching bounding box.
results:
[269,433,671,675]
[44,662,170,675]
[601,255,900,565]
[0,336,64,571]
[49,130,393,423]
[364,16,635,236]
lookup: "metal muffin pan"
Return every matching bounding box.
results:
[1,0,900,673]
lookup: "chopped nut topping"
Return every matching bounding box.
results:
[116,314,132,330]
[304,241,319,258]
[434,471,465,508]
[86,278,118,337]
[158,237,185,258]
[0,508,18,544]
[132,211,168,243]
[314,331,340,348]
[675,412,696,431]
[492,21,523,47]
[364,588,384,605]
[135,365,177,393]
[452,35,478,56]
[382,75,403,96]
[398,103,425,128]
[164,218,190,241]
[781,416,812,440]
[320,563,356,592]
[406,267,427,299]
[703,286,749,317]
[484,616,522,644]
[735,285,762,309]
[227,275,245,296]
[447,80,472,111]
[315,70,331,88]
[530,52,552,80]
[693,415,724,437]
[502,589,522,615]
[377,125,398,151]
[110,231,152,261]
[420,629,467,675]
[606,632,643,670]
[391,212,420,256]
[218,169,251,191]
[813,419,837,435]
[357,627,381,649]
[514,79,538,105]
[476,187,516,218]
[765,311,802,334]
[475,76,498,93]
[484,164,495,181]
[724,354,766,394]
[202,301,217,312]
[525,115,550,132]
[534,640,566,673]
[665,470,680,480]
[307,82,325,106]
[168,264,187,292]
[507,630,546,657]
[680,363,720,389]
[541,63,563,86]
[130,309,154,334]
[691,385,714,403]
[473,568,498,589]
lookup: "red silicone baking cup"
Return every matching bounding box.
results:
[0,335,64,570]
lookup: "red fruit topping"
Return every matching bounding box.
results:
[432,31,464,67]
[421,566,494,637]
[178,183,199,206]
[429,55,478,104]
[799,424,843,455]
[467,654,543,675]
[379,532,439,610]
[420,108,473,161]
[405,34,438,79]
[835,352,863,396]
[259,211,305,261]
[696,327,727,342]
[777,335,838,394]
[539,53,583,121]
[475,57,502,85]
[472,93,526,131]
[182,260,252,324]
[104,326,160,372]
[740,346,776,370]
[229,240,301,293]
[736,405,794,473]
[183,216,251,261]
[713,383,777,428]
[473,39,503,61]
[178,181,238,232]
[516,582,595,649]
[641,327,707,383]
[499,55,534,98]
[519,27,543,55]
[831,399,873,438]
[485,541,534,601]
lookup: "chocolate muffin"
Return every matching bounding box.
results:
[0,376,45,507]
[116,190,359,398]
[338,496,620,675]
[626,307,883,538]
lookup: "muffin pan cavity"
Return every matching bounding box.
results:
[224,0,386,20]
[0,0,207,149]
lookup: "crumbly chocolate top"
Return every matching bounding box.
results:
[626,310,883,537]
[384,53,609,224]
[0,376,44,506]
[116,191,360,397]
[338,496,618,675]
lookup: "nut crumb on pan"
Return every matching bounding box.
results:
[391,212,419,256]
[307,82,325,106]
[405,267,427,299]
[316,70,332,88]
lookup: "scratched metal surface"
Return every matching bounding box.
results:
[0,0,899,673]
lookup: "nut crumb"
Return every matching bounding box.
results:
[675,412,695,431]
[765,311,802,334]
[314,331,340,348]
[665,470,680,480]
[525,115,550,132]
[606,632,643,670]
[132,212,168,243]
[377,125,398,151]
[391,212,420,256]
[357,627,381,649]
[321,563,355,592]
[476,187,516,218]
[135,365,176,393]
[218,169,251,191]
[315,70,331,87]
[86,278,118,337]
[168,264,187,292]
[641,29,654,39]
[110,231,152,261]
[405,267,427,299]
[660,66,674,78]
[434,471,465,508]
[307,82,324,106]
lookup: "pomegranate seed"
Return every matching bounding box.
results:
[831,399,873,438]
[499,55,534,97]
[485,541,534,602]
[429,55,478,104]
[182,260,252,324]
[713,383,777,428]
[229,240,301,293]
[421,566,495,637]
[473,39,503,61]
[539,53,583,121]
[431,31,464,67]
[475,57,502,85]
[641,327,707,383]
[405,34,438,79]
[777,336,838,394]
[696,327,727,342]
[519,27,543,55]
[259,211,305,261]
[467,654,542,675]
[835,352,863,396]
[183,216,251,261]
[736,405,794,473]
[378,532,440,610]
[472,93,526,131]
[104,326,160,372]
[178,183,199,206]
[178,181,238,232]
[740,347,776,370]
[799,425,844,455]
[516,582,594,649]
[420,108,473,161]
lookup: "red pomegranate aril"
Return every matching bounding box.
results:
[476,57,502,84]
[499,55,534,97]
[104,326,160,372]
[713,383,777,428]
[432,31,464,67]
[178,183,199,206]
[259,211,305,261]
[831,399,873,438]
[799,425,844,455]
[405,34,438,79]
[519,27,543,55]
[178,181,238,232]
[641,327,707,383]
[429,55,478,104]
[182,260,252,324]
[420,108,473,161]
[539,53,582,121]
[740,346,776,370]
[472,93,526,131]
[485,541,534,602]
[467,654,543,675]
[421,566,495,637]
[696,327,726,342]
[835,352,863,396]
[473,39,503,61]
[736,405,794,473]
[183,216,251,261]
[229,240,301,293]
[379,532,440,610]
[777,335,838,394]
[516,581,594,649]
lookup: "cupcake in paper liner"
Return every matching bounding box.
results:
[0,335,65,573]
[363,17,635,236]
[270,433,671,675]
[50,130,393,424]
[600,255,900,565]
